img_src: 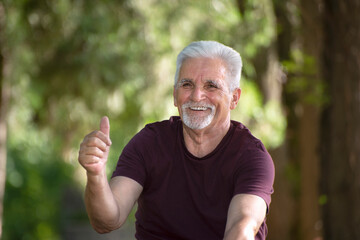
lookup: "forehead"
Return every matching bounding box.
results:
[179,57,227,83]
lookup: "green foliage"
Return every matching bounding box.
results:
[232,80,286,148]
[283,49,329,107]
[3,77,73,239]
[4,150,70,240]
[4,130,71,240]
[318,194,328,205]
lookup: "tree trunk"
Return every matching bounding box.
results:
[271,0,325,239]
[321,0,360,239]
[298,0,323,239]
[270,0,301,239]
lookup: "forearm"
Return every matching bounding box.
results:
[79,117,126,233]
[85,172,122,233]
[224,194,267,240]
[223,217,258,240]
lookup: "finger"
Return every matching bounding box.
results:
[79,155,101,165]
[100,116,110,136]
[85,135,108,151]
[83,131,111,149]
[80,146,105,159]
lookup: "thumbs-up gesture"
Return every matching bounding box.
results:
[78,117,112,176]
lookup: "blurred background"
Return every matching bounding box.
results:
[0,0,359,239]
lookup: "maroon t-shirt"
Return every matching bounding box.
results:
[112,116,275,240]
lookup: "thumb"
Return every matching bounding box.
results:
[100,116,110,136]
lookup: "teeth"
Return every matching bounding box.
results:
[190,106,207,111]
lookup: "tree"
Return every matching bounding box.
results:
[297,0,323,238]
[320,0,360,238]
[269,0,360,238]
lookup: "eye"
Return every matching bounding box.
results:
[205,82,219,90]
[179,80,193,88]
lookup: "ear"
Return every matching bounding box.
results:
[230,88,241,110]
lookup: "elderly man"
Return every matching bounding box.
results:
[78,41,275,240]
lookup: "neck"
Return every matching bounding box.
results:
[182,119,231,158]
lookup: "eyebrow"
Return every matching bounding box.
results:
[179,78,192,84]
[177,78,224,89]
[177,78,193,87]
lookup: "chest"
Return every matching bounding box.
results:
[142,145,240,213]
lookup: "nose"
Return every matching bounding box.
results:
[190,86,205,102]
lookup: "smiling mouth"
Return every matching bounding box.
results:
[189,106,208,111]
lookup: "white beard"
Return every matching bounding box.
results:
[181,101,215,130]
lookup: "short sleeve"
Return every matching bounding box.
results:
[111,129,148,187]
[233,141,275,209]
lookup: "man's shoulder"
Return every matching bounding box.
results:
[125,116,181,152]
[230,120,267,152]
[230,120,258,141]
[144,116,181,131]
[135,116,181,141]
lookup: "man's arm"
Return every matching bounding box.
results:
[223,194,267,240]
[78,117,143,233]
[84,175,142,233]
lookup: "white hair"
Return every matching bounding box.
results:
[174,41,242,91]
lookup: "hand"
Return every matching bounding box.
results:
[78,116,112,176]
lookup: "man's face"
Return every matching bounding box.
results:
[174,57,240,130]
